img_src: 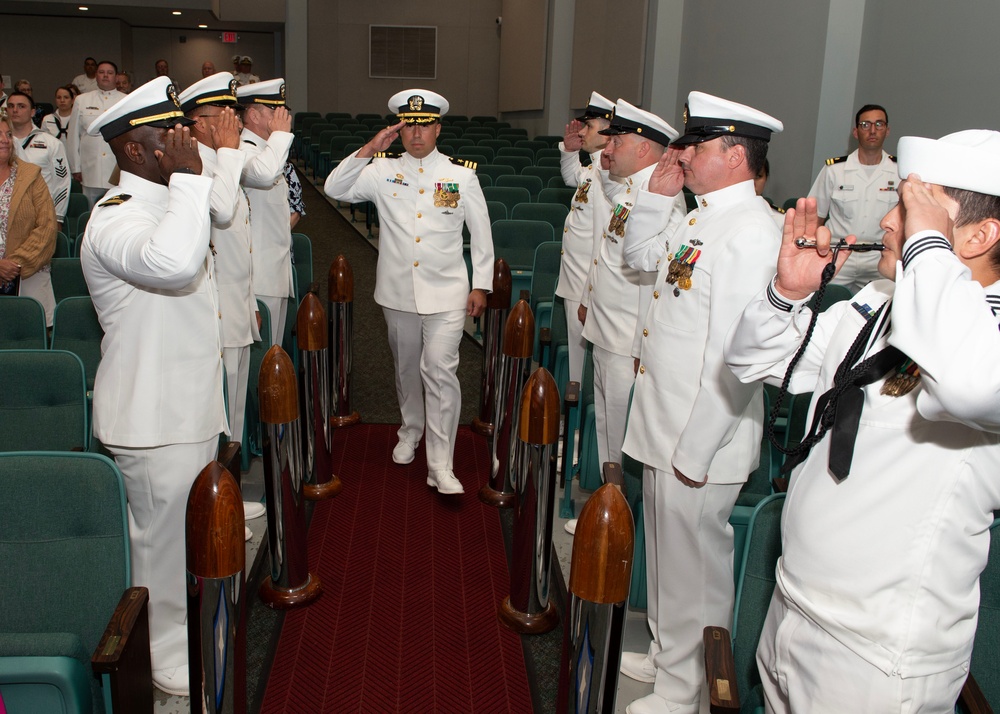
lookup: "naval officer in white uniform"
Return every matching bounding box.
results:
[618,91,783,714]
[236,78,294,348]
[67,60,125,207]
[324,89,494,495]
[808,104,899,293]
[726,131,1000,714]
[80,76,227,697]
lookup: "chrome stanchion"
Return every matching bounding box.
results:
[328,254,360,427]
[471,259,512,437]
[479,299,534,508]
[186,461,246,713]
[258,345,322,609]
[499,366,560,634]
[298,291,342,500]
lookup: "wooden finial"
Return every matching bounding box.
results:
[186,461,245,578]
[259,345,298,424]
[328,254,354,303]
[518,367,560,445]
[568,483,634,603]
[501,299,534,359]
[296,292,327,351]
[486,258,512,310]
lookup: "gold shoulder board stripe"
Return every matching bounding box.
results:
[825,155,849,166]
[98,193,132,207]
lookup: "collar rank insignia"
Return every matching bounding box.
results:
[434,182,460,208]
[607,203,630,239]
[665,244,701,292]
[574,178,592,204]
[98,193,132,207]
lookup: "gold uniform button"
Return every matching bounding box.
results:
[220,351,224,359]
[217,311,222,319]
[688,218,697,226]
[419,188,425,194]
[564,227,568,233]
[593,259,598,265]
[413,261,419,267]
[393,192,397,197]
[418,168,424,173]
[560,249,564,255]
[653,291,660,299]
[588,285,593,292]
[639,365,645,374]
[642,328,648,337]
[417,212,422,218]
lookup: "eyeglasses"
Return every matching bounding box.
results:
[858,120,887,130]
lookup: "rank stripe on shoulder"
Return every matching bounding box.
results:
[373,151,401,159]
[448,156,477,171]
[825,155,849,166]
[97,193,132,207]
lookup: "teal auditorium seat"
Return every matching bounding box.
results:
[51,258,90,303]
[491,219,554,306]
[538,187,575,208]
[0,350,89,452]
[0,295,47,349]
[496,174,543,201]
[529,241,562,361]
[511,201,569,236]
[965,516,1000,711]
[482,186,530,217]
[0,451,151,714]
[705,493,785,714]
[50,296,104,393]
[292,232,313,297]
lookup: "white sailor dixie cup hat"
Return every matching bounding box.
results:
[576,91,615,123]
[390,89,449,125]
[674,91,783,147]
[178,72,240,113]
[599,98,678,147]
[87,76,192,141]
[897,130,1000,197]
[236,78,286,106]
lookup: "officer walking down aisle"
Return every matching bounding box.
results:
[324,89,494,495]
[80,76,227,697]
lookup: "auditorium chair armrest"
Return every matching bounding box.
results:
[771,477,789,493]
[539,326,551,349]
[218,441,242,481]
[958,673,994,714]
[563,380,580,410]
[703,625,741,714]
[91,586,153,713]
[602,461,625,495]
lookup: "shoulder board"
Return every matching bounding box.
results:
[98,194,132,207]
[242,139,256,145]
[888,154,897,162]
[373,151,401,159]
[449,156,477,171]
[825,155,849,166]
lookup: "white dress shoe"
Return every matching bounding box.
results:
[392,439,418,465]
[620,651,656,683]
[564,518,578,535]
[245,526,252,542]
[427,469,464,495]
[625,692,670,714]
[152,664,190,697]
[243,501,265,520]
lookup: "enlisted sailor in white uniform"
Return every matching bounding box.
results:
[80,76,227,697]
[67,60,125,208]
[557,91,614,386]
[180,73,265,534]
[809,104,899,293]
[726,131,1000,714]
[236,78,294,348]
[580,99,685,476]
[617,92,783,714]
[9,92,70,228]
[323,89,494,495]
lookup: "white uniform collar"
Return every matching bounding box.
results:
[692,179,756,212]
[400,147,440,170]
[624,162,657,188]
[115,170,170,203]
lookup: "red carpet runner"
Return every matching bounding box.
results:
[260,424,534,712]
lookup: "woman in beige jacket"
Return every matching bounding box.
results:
[0,111,57,324]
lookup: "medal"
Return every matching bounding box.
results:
[607,204,630,237]
[880,358,920,397]
[664,244,701,290]
[574,179,591,204]
[434,182,461,208]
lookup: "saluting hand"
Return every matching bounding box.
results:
[773,197,853,301]
[358,121,406,159]
[155,124,203,182]
[563,120,584,152]
[899,174,953,243]
[647,148,685,197]
[210,107,241,151]
[269,106,292,134]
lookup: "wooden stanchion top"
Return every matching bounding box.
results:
[568,483,634,604]
[501,299,534,359]
[186,461,245,578]
[486,258,512,310]
[328,254,354,303]
[259,345,299,424]
[518,367,560,445]
[297,292,328,350]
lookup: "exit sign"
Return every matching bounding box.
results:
[222,31,238,43]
